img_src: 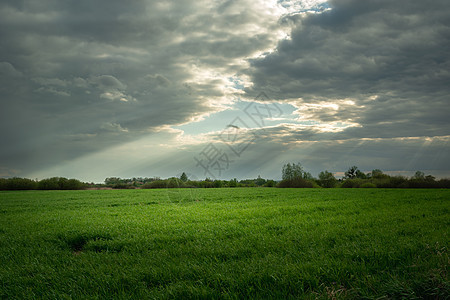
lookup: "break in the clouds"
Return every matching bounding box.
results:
[246,0,450,136]
[0,0,449,181]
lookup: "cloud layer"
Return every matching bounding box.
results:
[1,0,449,180]
[246,0,450,139]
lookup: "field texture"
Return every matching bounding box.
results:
[0,188,448,299]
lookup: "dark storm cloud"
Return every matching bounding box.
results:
[245,0,450,138]
[0,0,287,176]
[2,0,449,180]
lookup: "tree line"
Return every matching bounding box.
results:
[104,173,277,189]
[0,177,86,190]
[278,163,450,189]
[1,166,449,190]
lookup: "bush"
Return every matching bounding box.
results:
[38,178,60,190]
[265,180,276,187]
[437,179,450,188]
[65,179,86,190]
[0,178,6,190]
[317,171,337,188]
[277,178,314,188]
[407,179,438,189]
[360,182,377,188]
[112,183,134,189]
[341,178,367,188]
[166,178,184,188]
[142,180,167,189]
[389,176,408,188]
[1,177,38,190]
[200,180,215,188]
[37,177,86,190]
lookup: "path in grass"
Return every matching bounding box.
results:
[0,188,448,298]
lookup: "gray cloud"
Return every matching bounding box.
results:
[1,0,290,176]
[1,0,449,180]
[245,0,450,139]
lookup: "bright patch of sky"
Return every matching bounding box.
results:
[174,99,297,135]
[278,0,330,14]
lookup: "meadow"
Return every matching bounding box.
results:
[0,188,448,299]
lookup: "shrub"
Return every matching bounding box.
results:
[360,182,377,188]
[65,179,86,190]
[407,179,438,189]
[38,177,86,190]
[341,178,367,188]
[200,180,215,188]
[265,180,276,187]
[166,178,184,188]
[0,178,6,190]
[389,176,408,188]
[317,171,337,188]
[2,177,37,190]
[112,183,134,189]
[277,178,314,188]
[38,178,60,190]
[142,180,167,189]
[438,179,450,188]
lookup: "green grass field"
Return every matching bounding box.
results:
[0,188,448,299]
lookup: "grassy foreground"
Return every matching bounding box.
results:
[0,188,448,299]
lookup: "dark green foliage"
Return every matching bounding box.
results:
[318,170,337,188]
[264,180,276,187]
[0,177,37,190]
[228,178,238,187]
[413,171,426,180]
[105,176,160,187]
[282,162,304,180]
[344,166,359,179]
[142,180,169,189]
[166,177,182,188]
[37,177,85,190]
[0,177,85,190]
[341,178,366,188]
[277,177,314,188]
[280,163,316,187]
[344,166,367,179]
[341,170,450,189]
[255,175,266,186]
[111,183,135,189]
[179,172,188,182]
[360,182,377,188]
[371,169,386,178]
[38,177,60,190]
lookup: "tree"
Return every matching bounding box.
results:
[180,172,188,182]
[303,172,314,180]
[344,166,366,179]
[282,163,304,180]
[355,169,367,179]
[255,175,266,186]
[265,180,276,187]
[345,166,358,179]
[279,163,316,188]
[413,171,425,180]
[318,171,337,188]
[371,169,384,178]
[282,163,293,180]
[228,178,237,187]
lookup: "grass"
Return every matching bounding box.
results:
[0,188,448,299]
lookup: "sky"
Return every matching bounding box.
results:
[1,0,449,182]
